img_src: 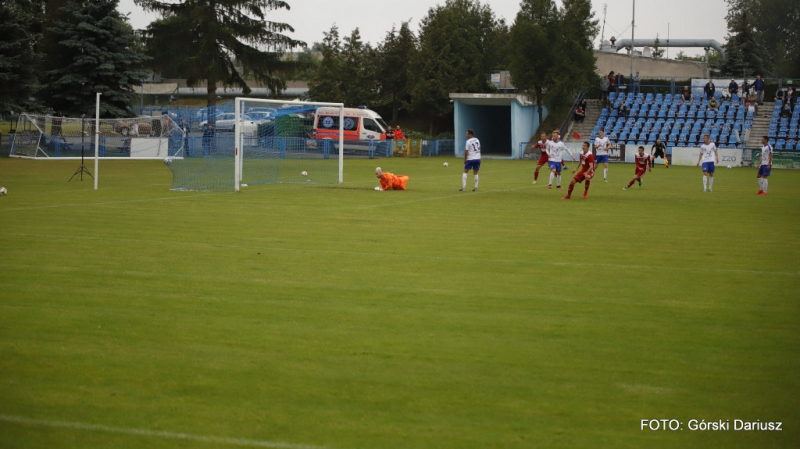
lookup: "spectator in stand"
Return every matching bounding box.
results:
[774,88,785,102]
[615,72,625,94]
[681,85,693,104]
[633,71,641,95]
[600,75,610,107]
[754,75,766,105]
[574,104,586,123]
[746,89,759,115]
[394,125,405,140]
[608,71,616,95]
[786,87,796,110]
[779,101,792,118]
[704,79,716,100]
[618,102,629,118]
[728,79,739,97]
[721,89,731,101]
[708,96,719,111]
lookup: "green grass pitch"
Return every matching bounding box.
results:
[1,157,798,449]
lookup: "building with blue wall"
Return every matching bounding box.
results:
[450,93,547,159]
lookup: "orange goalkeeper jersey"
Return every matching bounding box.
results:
[379,173,409,190]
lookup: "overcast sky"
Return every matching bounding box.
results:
[118,0,730,58]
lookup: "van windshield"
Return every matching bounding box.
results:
[376,117,389,132]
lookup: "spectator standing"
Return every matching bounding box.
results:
[704,80,716,100]
[600,75,610,107]
[615,72,625,94]
[754,75,766,105]
[394,125,405,140]
[608,71,616,95]
[633,71,641,95]
[385,126,394,154]
[201,123,215,157]
[728,79,739,97]
[786,87,796,110]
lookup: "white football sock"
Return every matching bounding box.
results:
[604,168,608,179]
[549,172,555,185]
[709,177,714,190]
[557,175,562,186]
[763,178,768,192]
[703,176,708,189]
[462,173,467,189]
[474,174,479,189]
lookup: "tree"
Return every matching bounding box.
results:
[652,35,665,59]
[724,0,799,77]
[308,25,344,103]
[136,0,304,108]
[340,28,379,107]
[723,3,767,76]
[508,0,597,127]
[408,0,501,134]
[0,0,44,114]
[379,22,417,123]
[39,0,148,116]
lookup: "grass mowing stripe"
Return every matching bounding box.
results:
[8,232,799,277]
[0,415,337,449]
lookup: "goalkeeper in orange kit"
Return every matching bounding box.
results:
[375,167,409,190]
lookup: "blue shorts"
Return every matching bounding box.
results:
[548,161,562,172]
[595,154,609,164]
[758,165,771,176]
[464,159,481,172]
[702,162,715,173]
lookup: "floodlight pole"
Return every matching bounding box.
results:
[629,0,635,84]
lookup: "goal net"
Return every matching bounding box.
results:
[9,113,183,159]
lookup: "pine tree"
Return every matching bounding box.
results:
[308,25,344,103]
[379,22,417,123]
[136,0,303,108]
[39,0,148,117]
[0,0,44,114]
[340,29,379,107]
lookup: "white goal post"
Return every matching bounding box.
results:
[233,98,345,192]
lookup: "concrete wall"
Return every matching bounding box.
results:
[453,95,545,159]
[595,51,707,79]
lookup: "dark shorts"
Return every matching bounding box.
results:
[464,159,481,172]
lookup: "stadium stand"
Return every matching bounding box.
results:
[586,90,756,152]
[767,100,800,150]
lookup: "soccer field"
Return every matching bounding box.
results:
[1,157,798,449]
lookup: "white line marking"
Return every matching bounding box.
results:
[0,415,335,449]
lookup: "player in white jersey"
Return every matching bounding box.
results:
[546,130,575,189]
[756,135,773,195]
[460,128,481,192]
[695,134,719,192]
[593,129,612,181]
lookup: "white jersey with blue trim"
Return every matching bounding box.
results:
[700,142,717,163]
[466,137,481,160]
[547,140,569,162]
[760,144,773,166]
[594,136,610,156]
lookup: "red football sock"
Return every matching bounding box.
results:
[584,180,591,193]
[567,183,574,195]
[627,179,635,188]
[534,169,539,181]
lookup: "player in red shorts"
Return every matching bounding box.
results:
[562,141,595,199]
[623,146,652,190]
[532,131,549,184]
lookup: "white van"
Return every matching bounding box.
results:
[314,107,390,141]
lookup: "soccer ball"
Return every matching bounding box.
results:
[727,165,732,169]
[0,187,6,196]
[443,162,449,167]
[301,171,308,177]
[163,157,172,166]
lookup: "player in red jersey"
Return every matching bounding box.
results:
[623,146,652,190]
[562,141,595,199]
[532,131,549,184]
